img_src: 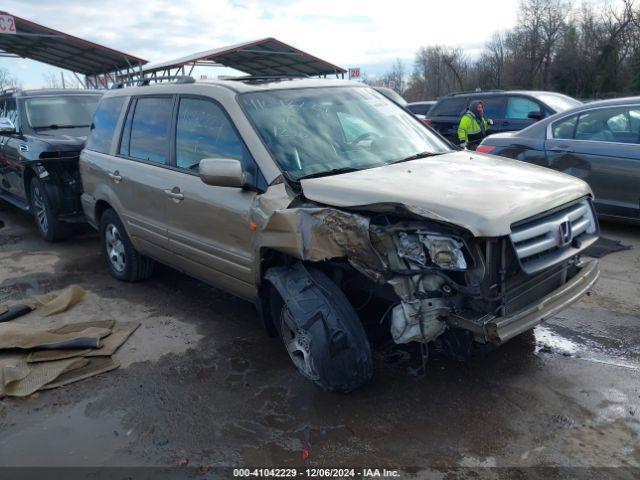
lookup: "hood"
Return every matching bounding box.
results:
[28,127,89,148]
[299,151,591,237]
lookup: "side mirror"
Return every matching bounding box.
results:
[0,117,16,134]
[199,158,245,188]
[527,111,543,121]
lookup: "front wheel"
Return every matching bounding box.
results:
[99,208,154,282]
[268,264,373,392]
[29,177,71,242]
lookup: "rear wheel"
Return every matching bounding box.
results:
[99,208,154,282]
[29,177,71,242]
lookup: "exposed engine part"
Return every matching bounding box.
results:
[390,298,448,344]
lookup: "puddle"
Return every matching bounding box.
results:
[0,399,138,466]
[534,325,640,371]
[534,326,580,356]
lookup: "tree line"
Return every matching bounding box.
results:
[374,0,640,101]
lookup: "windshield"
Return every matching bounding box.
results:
[240,87,450,180]
[25,95,101,129]
[536,93,581,113]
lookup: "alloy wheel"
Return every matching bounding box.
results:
[105,223,126,272]
[280,307,319,380]
[32,185,48,233]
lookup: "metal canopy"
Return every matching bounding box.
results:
[140,38,346,77]
[0,12,147,75]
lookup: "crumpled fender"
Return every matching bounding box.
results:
[254,184,386,282]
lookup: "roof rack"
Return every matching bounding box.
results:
[222,74,309,83]
[447,89,504,96]
[111,75,196,89]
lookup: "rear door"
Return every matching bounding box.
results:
[545,105,640,219]
[480,96,505,136]
[503,96,544,132]
[111,96,175,257]
[162,96,257,299]
[427,96,468,141]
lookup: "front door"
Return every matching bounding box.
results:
[0,97,23,197]
[163,96,257,299]
[503,96,541,132]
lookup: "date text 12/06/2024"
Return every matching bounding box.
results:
[233,468,401,478]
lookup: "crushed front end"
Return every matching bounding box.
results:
[368,197,600,347]
[30,151,85,222]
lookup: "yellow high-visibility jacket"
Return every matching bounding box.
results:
[457,112,490,144]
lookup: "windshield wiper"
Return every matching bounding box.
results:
[389,151,445,165]
[33,124,89,130]
[296,167,362,181]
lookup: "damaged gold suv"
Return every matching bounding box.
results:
[80,77,600,392]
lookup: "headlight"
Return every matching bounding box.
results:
[396,232,467,271]
[420,235,467,270]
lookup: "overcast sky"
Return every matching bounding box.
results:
[0,0,611,88]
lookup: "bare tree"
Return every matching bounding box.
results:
[42,72,61,89]
[408,46,467,100]
[0,67,18,90]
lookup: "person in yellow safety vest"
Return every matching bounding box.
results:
[457,100,493,150]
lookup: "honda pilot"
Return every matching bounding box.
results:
[80,78,599,392]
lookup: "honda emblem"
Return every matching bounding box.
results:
[558,220,573,246]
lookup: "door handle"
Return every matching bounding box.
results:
[108,170,122,183]
[550,146,573,152]
[502,121,510,126]
[164,188,184,202]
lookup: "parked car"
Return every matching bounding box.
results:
[373,87,407,106]
[0,88,102,241]
[478,97,640,223]
[80,77,599,392]
[425,90,581,144]
[407,101,436,116]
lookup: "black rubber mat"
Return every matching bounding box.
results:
[584,237,632,258]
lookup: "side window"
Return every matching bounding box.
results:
[481,97,505,119]
[86,96,125,154]
[606,112,629,132]
[506,97,542,119]
[175,98,244,171]
[0,97,18,127]
[552,115,577,139]
[127,97,173,164]
[629,109,640,143]
[574,107,629,142]
[428,97,467,117]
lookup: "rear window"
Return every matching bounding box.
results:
[121,97,173,164]
[86,96,125,154]
[535,93,581,113]
[428,97,467,117]
[407,104,432,115]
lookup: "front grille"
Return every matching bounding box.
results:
[510,198,597,274]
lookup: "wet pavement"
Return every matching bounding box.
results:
[0,202,639,474]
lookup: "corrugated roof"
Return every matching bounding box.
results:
[0,12,147,75]
[141,38,346,76]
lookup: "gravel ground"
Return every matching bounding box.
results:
[0,203,638,477]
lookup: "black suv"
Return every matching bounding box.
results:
[0,88,102,241]
[425,90,581,143]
